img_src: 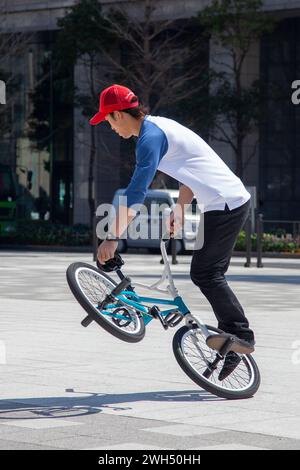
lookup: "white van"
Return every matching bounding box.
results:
[111,188,200,253]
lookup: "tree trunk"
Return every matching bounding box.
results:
[235,63,243,179]
[88,55,97,228]
[88,125,96,228]
[236,133,244,178]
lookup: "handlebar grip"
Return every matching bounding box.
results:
[81,315,93,327]
[111,276,131,297]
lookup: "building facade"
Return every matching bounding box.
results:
[0,0,299,226]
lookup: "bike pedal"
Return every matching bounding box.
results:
[165,312,183,328]
[149,306,168,330]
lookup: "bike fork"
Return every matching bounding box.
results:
[202,337,236,379]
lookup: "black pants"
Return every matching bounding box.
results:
[190,199,254,343]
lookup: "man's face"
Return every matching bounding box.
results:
[105,112,133,139]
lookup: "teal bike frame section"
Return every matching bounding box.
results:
[97,290,190,325]
[95,234,192,326]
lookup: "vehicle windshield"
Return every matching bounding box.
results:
[0,167,17,200]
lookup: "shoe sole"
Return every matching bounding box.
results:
[206,334,255,354]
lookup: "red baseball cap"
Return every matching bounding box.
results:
[89,84,139,125]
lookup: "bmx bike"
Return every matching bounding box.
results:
[66,236,260,400]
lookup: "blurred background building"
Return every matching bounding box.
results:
[0,0,299,230]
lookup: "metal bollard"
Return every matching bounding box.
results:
[171,237,178,265]
[92,214,98,262]
[244,214,252,267]
[256,213,264,268]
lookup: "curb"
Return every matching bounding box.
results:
[0,245,300,258]
[232,251,300,259]
[0,244,93,253]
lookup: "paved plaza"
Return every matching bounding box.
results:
[0,250,299,450]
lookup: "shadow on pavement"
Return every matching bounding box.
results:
[0,389,223,420]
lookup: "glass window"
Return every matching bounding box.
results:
[260,18,300,220]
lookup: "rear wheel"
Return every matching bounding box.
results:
[66,262,145,343]
[173,324,260,399]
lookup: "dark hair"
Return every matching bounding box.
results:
[110,96,149,120]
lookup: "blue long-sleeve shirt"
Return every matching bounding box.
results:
[124,118,168,207]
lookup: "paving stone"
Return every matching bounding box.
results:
[0,252,299,449]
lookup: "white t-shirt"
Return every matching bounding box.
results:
[124,115,250,212]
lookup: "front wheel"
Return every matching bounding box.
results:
[66,262,145,343]
[173,324,260,399]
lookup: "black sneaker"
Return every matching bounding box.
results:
[218,351,242,381]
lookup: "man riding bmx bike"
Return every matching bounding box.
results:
[89,84,255,380]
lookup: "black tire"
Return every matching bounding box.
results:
[66,262,145,343]
[173,324,260,399]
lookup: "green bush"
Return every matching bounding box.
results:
[234,230,300,253]
[6,219,92,246]
[3,220,300,252]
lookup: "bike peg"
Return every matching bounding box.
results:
[206,333,255,355]
[81,315,93,327]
